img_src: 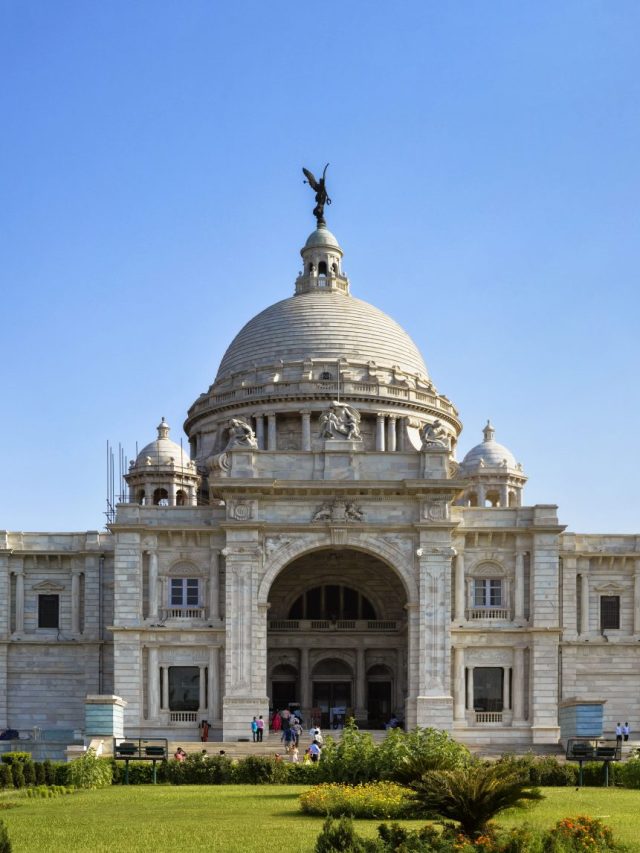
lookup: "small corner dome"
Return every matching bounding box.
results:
[303,225,341,251]
[133,418,192,468]
[460,420,519,471]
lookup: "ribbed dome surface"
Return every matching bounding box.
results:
[461,440,517,470]
[135,437,191,468]
[215,291,429,381]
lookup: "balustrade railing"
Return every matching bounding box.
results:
[169,711,198,723]
[466,608,511,621]
[268,619,399,632]
[161,607,207,620]
[475,711,503,724]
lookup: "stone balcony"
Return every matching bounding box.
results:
[465,608,512,621]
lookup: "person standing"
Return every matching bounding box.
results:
[616,722,623,746]
[256,715,265,742]
[251,716,258,742]
[623,722,631,742]
[309,740,322,763]
[272,710,282,733]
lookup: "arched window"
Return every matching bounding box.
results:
[320,371,333,380]
[153,488,169,506]
[318,261,327,275]
[288,585,376,620]
[136,489,145,505]
[176,490,187,506]
[467,492,478,507]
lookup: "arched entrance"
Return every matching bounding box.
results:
[267,547,408,728]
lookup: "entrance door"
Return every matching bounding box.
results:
[312,682,352,729]
[272,681,297,711]
[367,681,392,728]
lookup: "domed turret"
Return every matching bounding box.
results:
[125,418,200,506]
[459,421,527,507]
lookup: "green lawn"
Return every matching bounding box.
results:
[2,786,640,852]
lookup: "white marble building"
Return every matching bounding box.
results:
[1,219,639,746]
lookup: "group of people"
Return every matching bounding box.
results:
[615,722,632,744]
[250,715,266,742]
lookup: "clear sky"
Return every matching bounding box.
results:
[1,1,639,533]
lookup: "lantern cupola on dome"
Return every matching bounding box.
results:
[458,420,527,508]
[125,418,200,507]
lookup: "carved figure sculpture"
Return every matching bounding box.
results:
[225,418,258,451]
[420,419,450,450]
[319,402,362,441]
[312,503,333,521]
[344,502,365,521]
[302,164,332,226]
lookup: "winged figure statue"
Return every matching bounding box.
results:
[302,164,332,226]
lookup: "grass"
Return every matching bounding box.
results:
[1,785,640,852]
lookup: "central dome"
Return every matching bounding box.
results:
[216,290,429,381]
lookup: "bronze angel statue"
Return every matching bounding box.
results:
[303,164,332,226]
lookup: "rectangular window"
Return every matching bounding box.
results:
[38,594,59,628]
[474,579,503,608]
[600,595,620,630]
[170,578,200,608]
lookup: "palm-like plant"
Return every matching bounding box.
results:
[411,762,544,838]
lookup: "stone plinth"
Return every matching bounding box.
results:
[420,448,450,479]
[85,695,127,740]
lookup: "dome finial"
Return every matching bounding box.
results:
[483,420,495,442]
[157,417,170,439]
[302,163,331,227]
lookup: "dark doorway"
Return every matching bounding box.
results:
[168,666,199,711]
[313,681,351,728]
[272,681,297,711]
[367,681,392,729]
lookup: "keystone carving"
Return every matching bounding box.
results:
[312,501,365,522]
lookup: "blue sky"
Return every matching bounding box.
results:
[1,1,639,532]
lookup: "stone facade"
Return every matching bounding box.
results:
[1,221,638,746]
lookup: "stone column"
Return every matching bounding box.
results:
[208,646,219,720]
[580,571,590,635]
[512,647,525,722]
[71,568,82,635]
[14,568,24,634]
[161,666,169,711]
[209,549,220,621]
[254,414,265,450]
[148,551,159,620]
[199,666,207,713]
[355,647,366,719]
[168,482,177,506]
[502,666,510,711]
[453,646,465,721]
[300,646,310,713]
[476,485,486,507]
[499,484,509,507]
[466,666,474,711]
[300,410,312,451]
[386,416,397,452]
[514,552,525,621]
[375,414,386,451]
[634,560,640,635]
[148,647,159,720]
[453,552,465,621]
[267,413,277,450]
[395,648,404,714]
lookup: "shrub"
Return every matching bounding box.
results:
[496,753,577,788]
[284,761,321,784]
[233,755,287,784]
[0,766,12,790]
[21,761,35,787]
[0,754,30,766]
[10,765,25,789]
[0,820,11,853]
[42,760,55,786]
[411,762,544,839]
[66,749,113,789]
[314,817,380,853]
[316,720,379,784]
[580,761,618,788]
[378,727,472,785]
[619,757,640,789]
[34,762,46,785]
[24,785,74,799]
[300,782,417,820]
[548,815,617,852]
[54,763,70,786]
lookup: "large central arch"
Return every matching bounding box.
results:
[265,542,411,729]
